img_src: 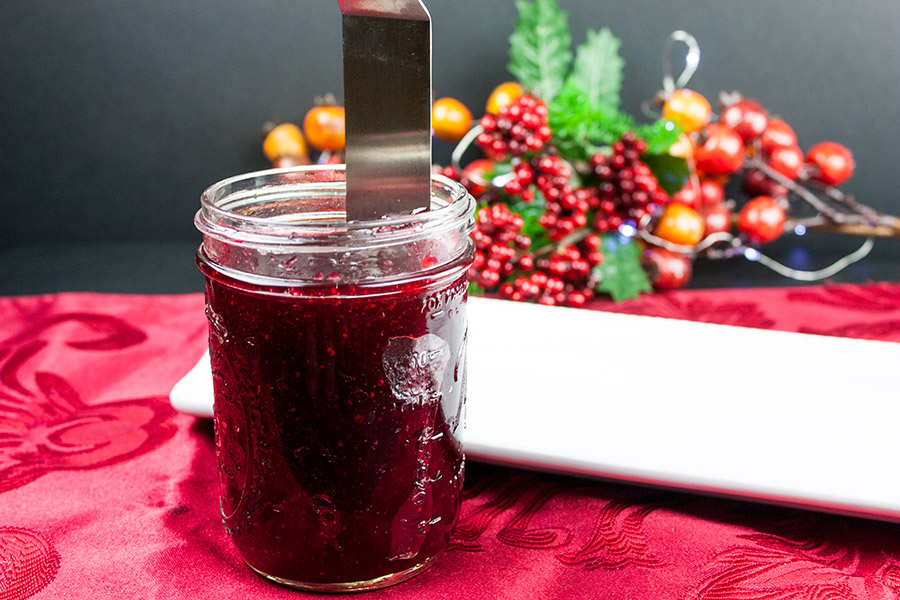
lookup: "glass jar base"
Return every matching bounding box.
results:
[246,552,442,593]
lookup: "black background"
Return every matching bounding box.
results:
[2,0,899,295]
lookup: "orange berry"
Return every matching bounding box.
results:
[432,97,473,143]
[485,81,524,115]
[654,203,705,246]
[668,134,693,158]
[263,123,308,163]
[303,105,346,152]
[662,88,712,133]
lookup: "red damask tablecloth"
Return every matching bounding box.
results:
[2,284,900,600]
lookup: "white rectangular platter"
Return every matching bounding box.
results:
[171,296,900,522]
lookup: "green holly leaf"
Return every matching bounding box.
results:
[508,0,572,101]
[548,82,636,161]
[549,83,683,162]
[567,28,623,112]
[594,235,652,302]
[633,119,683,157]
[548,81,621,161]
[641,151,690,195]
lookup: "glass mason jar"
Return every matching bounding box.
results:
[194,165,475,592]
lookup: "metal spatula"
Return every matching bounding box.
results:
[337,0,432,221]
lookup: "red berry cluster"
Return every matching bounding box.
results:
[469,204,533,288]
[500,235,603,307]
[672,95,855,248]
[501,160,536,201]
[691,97,856,193]
[477,95,552,161]
[500,271,567,305]
[530,156,592,241]
[590,133,669,232]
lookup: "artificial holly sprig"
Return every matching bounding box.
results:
[507,0,683,166]
[465,0,684,301]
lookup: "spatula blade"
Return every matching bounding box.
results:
[339,0,432,221]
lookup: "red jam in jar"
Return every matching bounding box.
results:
[195,166,475,592]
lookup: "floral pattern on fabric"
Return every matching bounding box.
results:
[0,313,176,493]
[786,282,900,313]
[687,514,900,599]
[1,289,899,599]
[0,528,60,600]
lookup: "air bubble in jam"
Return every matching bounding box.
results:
[202,264,468,588]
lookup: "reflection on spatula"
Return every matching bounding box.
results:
[337,0,432,221]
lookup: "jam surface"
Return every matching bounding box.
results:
[203,266,468,587]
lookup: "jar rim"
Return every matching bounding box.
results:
[195,164,473,250]
[195,164,475,287]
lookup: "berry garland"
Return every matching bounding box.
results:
[259,0,900,302]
